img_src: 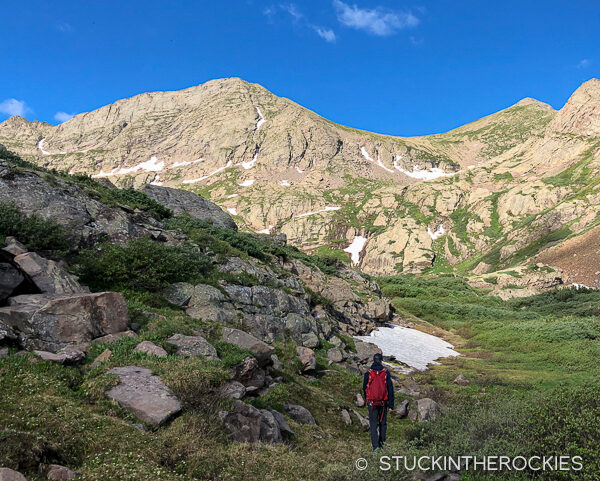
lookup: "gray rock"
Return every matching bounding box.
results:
[162,282,194,307]
[270,409,294,438]
[219,380,246,399]
[166,333,218,360]
[354,393,365,407]
[270,353,283,371]
[46,464,77,480]
[92,330,137,345]
[0,262,24,302]
[34,346,85,364]
[452,373,470,386]
[133,341,168,358]
[351,409,369,431]
[0,346,9,360]
[107,366,182,427]
[220,400,282,443]
[3,237,27,256]
[222,327,274,366]
[0,468,27,481]
[142,184,237,230]
[354,340,382,363]
[185,284,238,323]
[284,403,316,425]
[341,409,352,425]
[416,398,441,421]
[12,252,86,295]
[296,346,316,372]
[301,332,320,349]
[394,399,409,418]
[232,356,266,392]
[327,347,343,363]
[0,292,129,352]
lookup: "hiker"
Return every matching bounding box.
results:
[363,353,394,453]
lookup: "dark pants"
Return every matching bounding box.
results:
[368,403,387,449]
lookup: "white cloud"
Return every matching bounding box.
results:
[333,0,419,36]
[281,3,303,21]
[0,98,31,117]
[314,26,337,43]
[54,111,75,123]
[577,58,591,69]
[264,3,337,43]
[56,22,73,32]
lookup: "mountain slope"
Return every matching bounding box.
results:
[1,78,599,282]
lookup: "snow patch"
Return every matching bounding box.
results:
[171,158,203,168]
[355,325,460,371]
[573,283,595,290]
[226,194,239,199]
[281,180,291,186]
[295,206,341,218]
[37,138,66,155]
[393,156,459,181]
[257,225,274,234]
[150,174,163,186]
[239,179,255,187]
[295,166,304,173]
[227,207,238,216]
[427,225,445,240]
[255,106,266,130]
[241,150,258,170]
[361,147,394,173]
[343,236,367,265]
[93,156,164,178]
[360,146,375,162]
[181,161,232,184]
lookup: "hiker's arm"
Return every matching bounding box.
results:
[362,371,369,398]
[386,370,394,409]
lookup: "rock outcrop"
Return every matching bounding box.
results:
[219,400,282,443]
[142,184,237,230]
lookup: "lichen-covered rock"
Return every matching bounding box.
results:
[284,403,316,425]
[0,292,129,352]
[296,346,316,372]
[220,400,282,443]
[222,327,273,365]
[166,333,218,360]
[133,341,168,358]
[12,252,86,295]
[107,366,182,427]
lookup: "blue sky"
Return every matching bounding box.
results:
[0,0,598,135]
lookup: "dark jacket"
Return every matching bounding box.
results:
[363,362,394,409]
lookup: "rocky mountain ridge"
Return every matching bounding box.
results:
[2,78,600,286]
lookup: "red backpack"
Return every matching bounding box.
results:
[365,369,388,406]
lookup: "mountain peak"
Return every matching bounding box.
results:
[513,97,554,110]
[547,78,600,136]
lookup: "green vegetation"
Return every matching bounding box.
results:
[0,202,71,257]
[74,237,212,291]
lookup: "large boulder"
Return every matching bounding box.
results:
[163,283,238,324]
[45,464,78,481]
[283,403,316,425]
[0,292,129,352]
[12,252,86,295]
[220,400,282,443]
[222,327,274,366]
[107,366,182,427]
[269,409,294,438]
[34,346,85,364]
[415,398,441,421]
[142,184,237,230]
[166,333,218,360]
[0,468,27,481]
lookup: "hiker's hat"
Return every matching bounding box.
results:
[373,353,383,362]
